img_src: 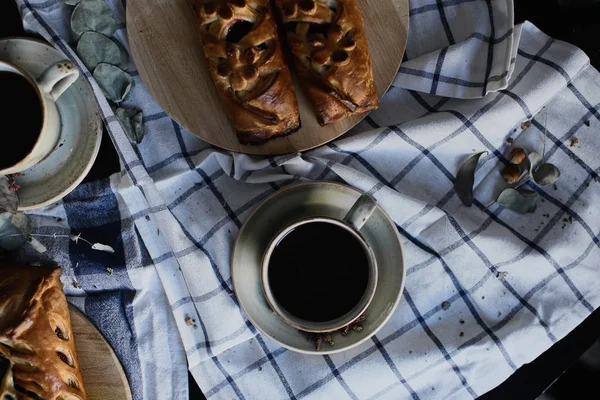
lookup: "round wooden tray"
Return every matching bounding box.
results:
[127,0,409,155]
[70,305,132,400]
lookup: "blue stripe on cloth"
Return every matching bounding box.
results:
[323,355,360,400]
[471,28,514,45]
[204,348,288,398]
[85,291,144,400]
[431,47,449,94]
[436,0,456,45]
[481,0,496,96]
[410,0,481,16]
[399,67,487,88]
[403,289,477,397]
[371,336,420,400]
[517,49,572,82]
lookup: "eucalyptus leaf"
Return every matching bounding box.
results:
[0,212,33,250]
[533,163,561,186]
[528,152,543,174]
[0,176,18,214]
[71,0,117,40]
[497,188,537,214]
[77,31,129,71]
[64,0,83,5]
[454,151,487,207]
[116,107,144,144]
[93,63,135,102]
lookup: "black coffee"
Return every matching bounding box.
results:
[0,71,43,170]
[268,222,369,322]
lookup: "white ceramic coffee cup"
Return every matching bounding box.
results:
[0,60,79,175]
[262,193,379,333]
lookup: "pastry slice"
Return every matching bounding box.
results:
[191,0,301,144]
[274,0,379,125]
[0,266,87,400]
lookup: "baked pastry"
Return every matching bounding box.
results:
[191,0,301,144]
[0,266,87,400]
[274,0,378,125]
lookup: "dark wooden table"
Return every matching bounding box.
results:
[1,1,599,399]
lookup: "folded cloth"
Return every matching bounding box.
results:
[14,0,600,399]
[394,0,518,99]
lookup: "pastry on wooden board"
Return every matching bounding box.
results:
[191,0,301,144]
[274,0,379,125]
[0,266,87,400]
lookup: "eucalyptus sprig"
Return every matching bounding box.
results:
[454,146,562,214]
[64,0,145,144]
[0,177,115,253]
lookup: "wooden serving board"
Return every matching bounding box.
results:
[69,305,132,400]
[127,0,409,155]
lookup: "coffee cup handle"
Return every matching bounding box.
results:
[36,60,79,101]
[343,193,377,231]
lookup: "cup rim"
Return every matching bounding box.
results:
[0,60,47,175]
[261,216,378,333]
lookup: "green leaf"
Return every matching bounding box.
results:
[514,151,542,187]
[454,151,487,207]
[0,212,32,250]
[116,107,144,144]
[527,152,543,175]
[533,163,561,186]
[497,188,537,214]
[77,31,129,71]
[71,0,117,40]
[93,63,135,103]
[0,176,18,214]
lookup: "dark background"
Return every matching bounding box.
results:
[1,0,599,399]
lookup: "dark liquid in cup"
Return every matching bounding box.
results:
[268,222,369,322]
[0,71,43,170]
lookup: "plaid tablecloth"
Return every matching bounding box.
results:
[11,0,600,399]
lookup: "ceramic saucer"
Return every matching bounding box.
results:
[0,38,102,210]
[232,181,406,355]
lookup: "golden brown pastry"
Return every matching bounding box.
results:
[274,0,379,125]
[191,0,301,144]
[0,266,87,400]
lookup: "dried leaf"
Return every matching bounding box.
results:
[91,243,115,253]
[77,31,129,71]
[496,271,508,280]
[116,107,145,144]
[106,267,113,275]
[454,152,487,207]
[72,278,82,289]
[533,163,561,186]
[0,212,33,250]
[71,0,117,40]
[29,237,48,254]
[497,188,537,214]
[441,301,451,310]
[0,176,18,214]
[93,63,135,103]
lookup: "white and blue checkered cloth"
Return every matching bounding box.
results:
[11,0,600,399]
